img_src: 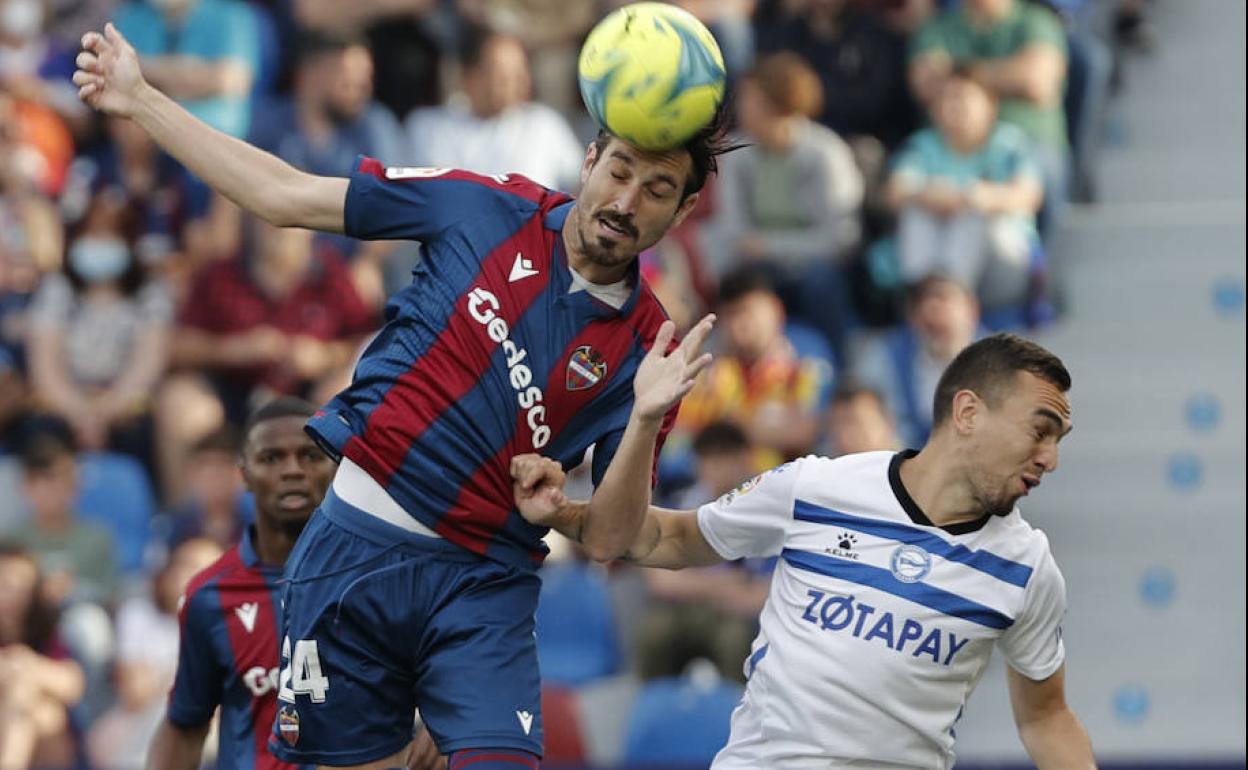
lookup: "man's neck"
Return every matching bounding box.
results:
[252,520,302,566]
[897,441,987,527]
[967,0,1012,26]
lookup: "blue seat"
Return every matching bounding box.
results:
[75,452,157,575]
[535,561,620,687]
[621,675,743,766]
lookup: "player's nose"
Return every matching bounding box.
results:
[612,183,642,215]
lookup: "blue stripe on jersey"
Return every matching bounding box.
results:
[781,548,1014,630]
[793,499,1033,588]
[747,643,769,678]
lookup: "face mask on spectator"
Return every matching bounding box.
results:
[69,237,131,283]
[0,0,43,40]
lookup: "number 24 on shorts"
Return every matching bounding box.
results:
[278,636,330,703]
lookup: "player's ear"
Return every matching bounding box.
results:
[672,191,699,227]
[238,456,255,493]
[950,389,980,435]
[581,142,600,186]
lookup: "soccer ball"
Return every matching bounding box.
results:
[578,2,726,152]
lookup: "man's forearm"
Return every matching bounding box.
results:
[129,83,335,229]
[579,413,664,561]
[145,719,210,770]
[1019,708,1097,769]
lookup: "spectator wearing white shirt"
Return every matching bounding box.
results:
[404,27,584,191]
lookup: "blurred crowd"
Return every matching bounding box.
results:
[0,0,1157,767]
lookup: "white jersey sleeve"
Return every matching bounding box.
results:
[696,459,802,560]
[997,544,1067,680]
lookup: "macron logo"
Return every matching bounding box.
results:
[235,602,259,633]
[509,252,539,283]
[516,710,534,735]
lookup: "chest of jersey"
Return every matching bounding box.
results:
[215,580,282,701]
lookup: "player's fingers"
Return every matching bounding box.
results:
[78,83,99,101]
[646,320,675,359]
[104,22,125,48]
[76,51,103,73]
[81,31,106,54]
[72,70,103,87]
[683,352,713,382]
[678,313,716,361]
[539,486,568,511]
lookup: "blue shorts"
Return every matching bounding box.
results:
[269,489,544,766]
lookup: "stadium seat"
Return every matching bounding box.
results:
[540,685,587,765]
[75,452,158,575]
[620,672,742,766]
[535,561,621,687]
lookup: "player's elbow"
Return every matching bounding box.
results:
[581,538,626,564]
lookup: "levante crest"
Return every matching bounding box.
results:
[566,345,607,391]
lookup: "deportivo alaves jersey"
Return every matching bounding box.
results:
[306,158,677,569]
[698,451,1067,770]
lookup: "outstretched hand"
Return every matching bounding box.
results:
[74,23,147,117]
[511,454,568,527]
[632,314,715,422]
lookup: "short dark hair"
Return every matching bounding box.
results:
[831,383,888,413]
[242,397,318,447]
[716,265,777,307]
[191,425,242,457]
[295,30,366,66]
[19,432,76,473]
[591,102,744,201]
[458,25,520,71]
[931,334,1071,428]
[904,273,973,310]
[692,420,750,457]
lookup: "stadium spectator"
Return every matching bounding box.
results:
[404,28,583,190]
[853,274,981,447]
[0,541,86,770]
[456,0,596,117]
[66,116,204,295]
[155,216,375,502]
[639,421,771,683]
[703,52,863,366]
[113,0,261,138]
[909,0,1069,225]
[250,30,405,305]
[163,426,248,551]
[251,31,403,183]
[0,0,87,128]
[666,266,834,483]
[86,537,223,770]
[11,429,118,607]
[884,71,1041,314]
[822,383,900,457]
[25,188,173,468]
[754,0,921,150]
[293,0,443,120]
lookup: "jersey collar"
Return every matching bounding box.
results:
[888,450,992,535]
[238,525,283,572]
[547,200,643,319]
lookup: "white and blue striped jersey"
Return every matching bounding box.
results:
[697,451,1066,770]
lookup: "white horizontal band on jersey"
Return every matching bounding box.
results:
[333,458,444,540]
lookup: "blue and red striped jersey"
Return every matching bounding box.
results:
[169,527,309,770]
[306,159,679,569]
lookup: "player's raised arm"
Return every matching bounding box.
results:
[74,23,347,232]
[511,455,723,570]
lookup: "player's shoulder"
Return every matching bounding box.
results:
[795,450,896,487]
[355,156,558,204]
[977,509,1057,572]
[179,546,245,621]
